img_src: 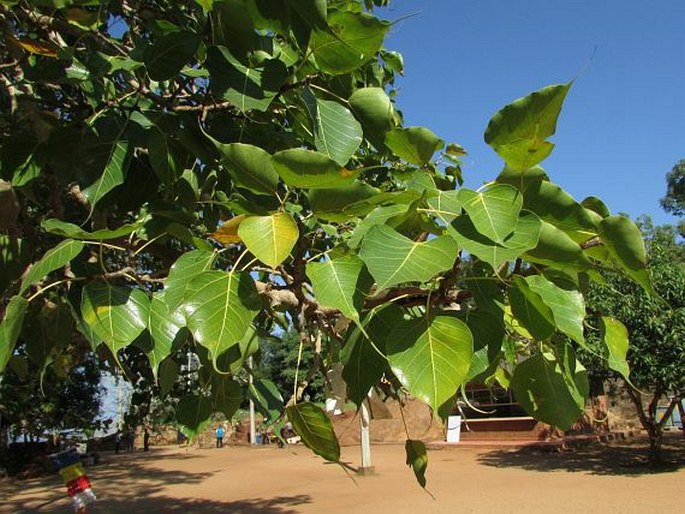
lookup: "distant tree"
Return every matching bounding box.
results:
[0,353,103,445]
[584,218,685,461]
[661,160,685,236]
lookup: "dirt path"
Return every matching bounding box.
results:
[1,435,683,513]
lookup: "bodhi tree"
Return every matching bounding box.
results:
[0,0,654,486]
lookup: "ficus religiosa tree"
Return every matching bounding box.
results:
[0,0,655,486]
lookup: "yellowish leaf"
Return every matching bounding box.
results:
[15,37,59,58]
[211,215,245,245]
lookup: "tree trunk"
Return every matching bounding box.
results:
[676,395,685,439]
[627,387,664,464]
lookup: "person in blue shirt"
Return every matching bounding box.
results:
[215,425,225,448]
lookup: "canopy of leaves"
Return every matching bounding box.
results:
[0,0,651,487]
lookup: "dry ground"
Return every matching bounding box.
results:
[1,434,683,514]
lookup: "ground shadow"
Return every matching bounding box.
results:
[477,434,685,477]
[13,494,312,514]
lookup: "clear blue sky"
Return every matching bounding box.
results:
[383,0,684,226]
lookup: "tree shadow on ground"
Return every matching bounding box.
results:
[477,434,685,477]
[1,449,223,512]
[90,494,312,513]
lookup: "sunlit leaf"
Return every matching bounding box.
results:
[302,88,363,166]
[211,215,245,245]
[238,212,299,268]
[457,184,522,244]
[485,83,571,170]
[385,127,444,165]
[81,283,149,353]
[272,149,354,189]
[387,314,473,414]
[601,316,631,380]
[349,87,395,150]
[165,250,217,311]
[359,225,457,290]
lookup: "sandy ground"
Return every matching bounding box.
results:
[1,435,683,514]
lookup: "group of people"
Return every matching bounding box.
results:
[214,422,298,448]
[114,428,151,454]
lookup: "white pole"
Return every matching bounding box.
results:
[359,397,373,474]
[248,356,256,445]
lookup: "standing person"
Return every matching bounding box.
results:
[114,431,121,455]
[143,428,150,452]
[215,425,225,448]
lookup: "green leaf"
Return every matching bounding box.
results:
[147,292,186,379]
[217,323,261,374]
[207,46,287,112]
[238,212,299,268]
[165,250,217,311]
[405,439,428,488]
[341,305,402,406]
[307,181,379,221]
[601,316,631,380]
[348,204,412,249]
[286,0,327,30]
[176,394,213,439]
[212,375,243,419]
[449,211,541,270]
[387,314,473,414]
[521,179,597,242]
[0,295,29,374]
[217,143,280,195]
[385,127,444,166]
[249,378,284,421]
[182,271,262,369]
[457,184,522,244]
[272,148,353,189]
[302,88,363,166]
[508,276,556,341]
[510,352,584,430]
[159,359,179,396]
[148,129,184,186]
[286,402,340,462]
[20,239,84,294]
[598,215,655,295]
[425,190,462,224]
[144,31,199,81]
[525,221,592,272]
[359,225,457,290]
[349,87,395,150]
[306,255,371,326]
[460,310,505,381]
[82,139,131,208]
[211,0,256,59]
[484,83,571,170]
[309,11,388,75]
[41,218,142,240]
[525,275,586,347]
[81,283,149,353]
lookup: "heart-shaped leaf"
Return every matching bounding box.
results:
[449,211,541,270]
[165,250,217,311]
[385,127,444,165]
[525,275,586,347]
[303,88,363,166]
[510,351,585,430]
[387,314,473,414]
[598,215,656,295]
[176,394,213,439]
[349,87,395,150]
[309,11,388,75]
[217,143,280,195]
[306,255,371,327]
[485,83,571,170]
[508,276,556,341]
[182,271,261,368]
[272,148,354,189]
[238,212,299,268]
[20,239,84,294]
[212,375,243,419]
[81,283,149,353]
[147,292,186,379]
[425,190,462,224]
[458,184,522,244]
[286,402,340,462]
[359,225,457,290]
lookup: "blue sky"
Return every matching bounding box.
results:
[383,0,684,226]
